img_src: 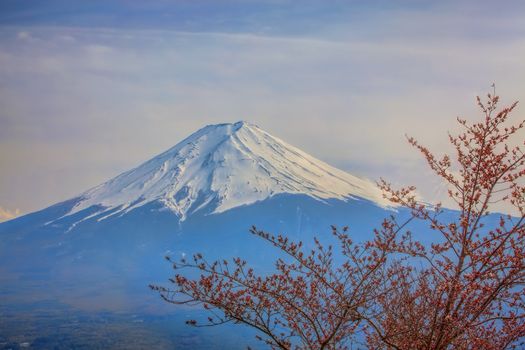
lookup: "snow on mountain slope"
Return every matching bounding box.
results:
[65,121,389,221]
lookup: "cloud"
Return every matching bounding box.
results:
[16,31,31,40]
[0,206,20,222]
[0,2,524,215]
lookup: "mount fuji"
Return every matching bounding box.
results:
[56,121,389,223]
[0,121,396,348]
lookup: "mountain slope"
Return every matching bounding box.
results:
[0,121,395,349]
[65,121,388,222]
[0,120,393,310]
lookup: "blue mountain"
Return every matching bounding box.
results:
[0,122,396,349]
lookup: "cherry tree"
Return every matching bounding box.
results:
[366,92,525,349]
[151,225,406,349]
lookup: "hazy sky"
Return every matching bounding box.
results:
[1,0,524,221]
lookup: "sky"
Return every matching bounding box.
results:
[1,0,524,221]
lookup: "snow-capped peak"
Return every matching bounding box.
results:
[66,121,389,221]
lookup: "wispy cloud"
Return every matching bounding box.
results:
[0,2,524,214]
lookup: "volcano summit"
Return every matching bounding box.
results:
[64,121,388,224]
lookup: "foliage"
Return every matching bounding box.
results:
[151,225,408,349]
[367,92,525,349]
